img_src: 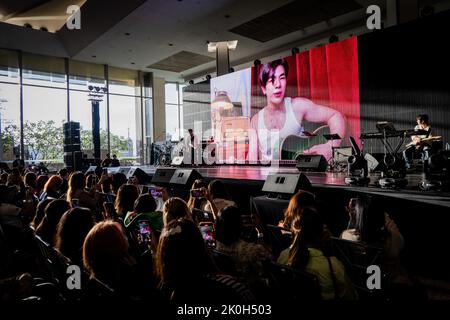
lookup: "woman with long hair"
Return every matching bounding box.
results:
[67,172,100,218]
[162,197,192,227]
[35,199,71,246]
[55,207,94,266]
[114,184,139,219]
[281,190,316,232]
[156,218,254,302]
[287,207,357,300]
[39,175,63,201]
[83,220,154,299]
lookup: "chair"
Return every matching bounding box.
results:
[210,249,238,276]
[35,236,66,284]
[263,261,321,301]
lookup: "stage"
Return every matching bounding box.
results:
[140,165,450,208]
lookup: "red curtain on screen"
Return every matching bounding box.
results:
[296,37,361,147]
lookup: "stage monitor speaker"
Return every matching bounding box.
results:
[85,165,97,175]
[127,167,150,184]
[171,156,184,166]
[296,155,328,172]
[151,168,176,185]
[118,167,131,176]
[169,169,202,187]
[262,173,312,197]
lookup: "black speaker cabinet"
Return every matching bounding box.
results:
[127,167,150,184]
[262,173,312,196]
[296,155,328,172]
[169,169,202,187]
[151,168,177,185]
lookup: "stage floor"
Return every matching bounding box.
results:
[140,165,450,206]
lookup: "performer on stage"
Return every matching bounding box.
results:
[185,128,199,165]
[249,59,346,161]
[403,114,432,169]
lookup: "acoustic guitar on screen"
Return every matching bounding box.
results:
[405,136,442,149]
[280,125,329,160]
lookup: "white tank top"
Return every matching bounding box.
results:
[257,97,303,160]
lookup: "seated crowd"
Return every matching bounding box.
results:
[0,166,425,302]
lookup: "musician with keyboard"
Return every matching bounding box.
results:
[403,114,440,169]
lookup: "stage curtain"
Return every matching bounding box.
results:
[296,37,361,148]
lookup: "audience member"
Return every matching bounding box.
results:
[101,153,112,168]
[156,218,254,302]
[35,175,49,198]
[287,207,357,300]
[281,190,316,232]
[55,208,94,266]
[83,220,154,299]
[111,154,120,167]
[39,175,63,201]
[32,199,53,229]
[58,168,69,195]
[114,184,139,220]
[110,173,127,196]
[35,199,71,246]
[215,206,272,286]
[67,172,100,217]
[204,180,236,213]
[124,194,164,235]
[162,197,192,226]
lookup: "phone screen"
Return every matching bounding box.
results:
[190,189,204,198]
[200,224,215,248]
[139,221,152,244]
[149,186,163,198]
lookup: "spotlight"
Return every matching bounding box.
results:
[329,34,339,43]
[229,67,235,73]
[24,23,33,28]
[94,86,101,92]
[40,27,48,32]
[88,85,94,91]
[189,80,194,85]
[205,74,211,80]
[253,59,261,67]
[291,47,299,55]
[102,87,108,93]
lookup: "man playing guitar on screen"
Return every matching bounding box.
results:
[248,59,346,162]
[403,114,440,169]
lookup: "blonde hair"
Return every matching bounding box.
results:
[163,197,191,226]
